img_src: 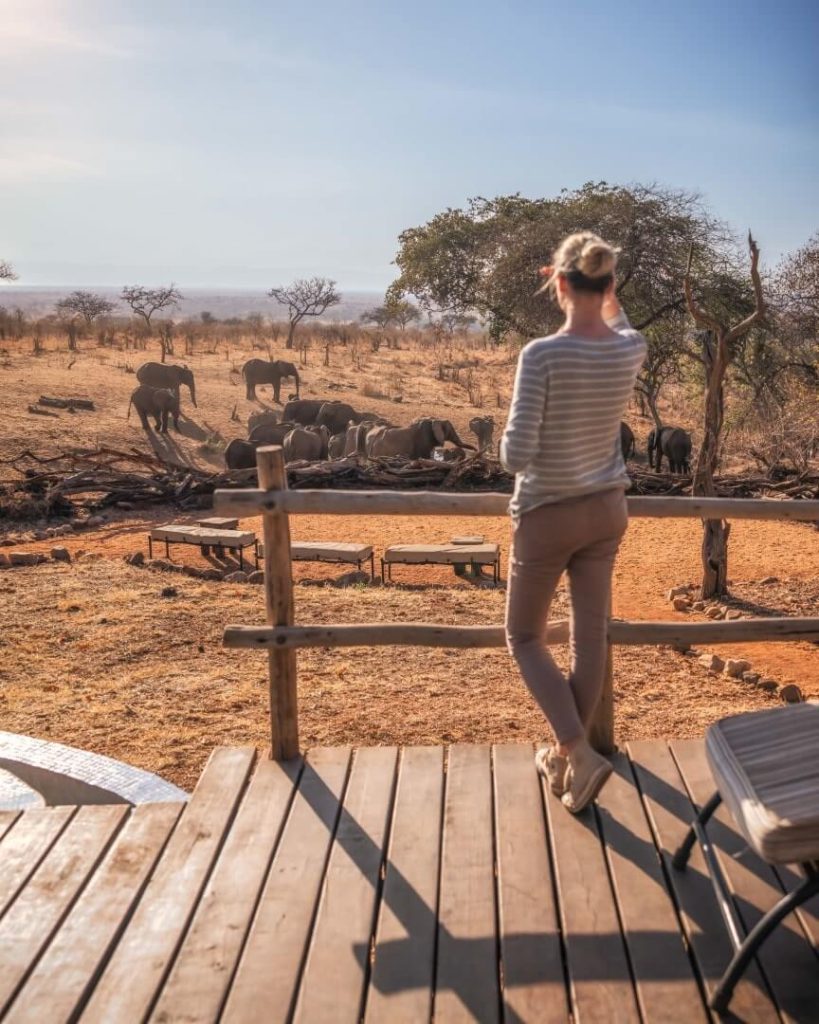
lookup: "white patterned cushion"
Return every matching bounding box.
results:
[705,702,819,864]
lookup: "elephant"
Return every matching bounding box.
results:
[620,421,636,460]
[469,415,495,452]
[283,425,329,462]
[224,438,259,470]
[247,421,299,446]
[282,398,327,425]
[366,418,475,459]
[342,421,373,457]
[648,426,692,474]
[327,432,347,459]
[136,362,196,408]
[315,401,362,436]
[127,384,179,433]
[247,409,280,434]
[242,359,300,402]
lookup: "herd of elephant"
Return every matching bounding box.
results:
[125,358,693,474]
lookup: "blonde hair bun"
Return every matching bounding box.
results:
[577,239,617,279]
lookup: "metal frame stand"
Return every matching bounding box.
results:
[672,790,819,1012]
[381,555,500,585]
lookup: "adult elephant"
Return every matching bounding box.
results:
[283,425,329,462]
[648,426,691,473]
[247,409,280,433]
[224,438,259,470]
[247,421,299,446]
[282,398,326,425]
[620,421,636,460]
[136,362,196,408]
[315,401,361,436]
[128,385,180,433]
[469,415,495,452]
[242,359,300,403]
[366,418,475,459]
[327,432,347,459]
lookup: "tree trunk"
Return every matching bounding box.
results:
[285,321,296,350]
[693,330,730,599]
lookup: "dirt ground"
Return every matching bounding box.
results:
[1,337,817,789]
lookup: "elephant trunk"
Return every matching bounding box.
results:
[292,368,300,396]
[188,380,197,407]
[449,428,476,450]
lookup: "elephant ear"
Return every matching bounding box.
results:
[432,420,446,445]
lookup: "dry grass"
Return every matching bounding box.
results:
[0,559,790,791]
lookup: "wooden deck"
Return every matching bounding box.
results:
[0,740,817,1023]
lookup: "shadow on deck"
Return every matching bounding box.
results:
[0,739,817,1022]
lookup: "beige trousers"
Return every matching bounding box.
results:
[505,487,628,745]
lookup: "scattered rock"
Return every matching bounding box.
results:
[742,670,761,686]
[51,547,71,563]
[671,643,691,654]
[9,552,40,566]
[33,530,47,541]
[115,501,135,510]
[183,565,206,578]
[125,551,145,567]
[757,678,778,693]
[197,644,205,653]
[200,568,223,581]
[723,658,751,679]
[667,585,691,600]
[779,684,804,704]
[247,570,265,584]
[223,570,248,584]
[699,653,725,673]
[333,570,370,587]
[691,601,705,611]
[759,576,778,585]
[705,606,725,620]
[147,558,174,572]
[725,609,743,620]
[78,551,101,563]
[84,515,104,529]
[160,586,178,598]
[672,597,691,612]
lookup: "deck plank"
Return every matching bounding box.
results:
[0,804,126,1016]
[366,746,445,1024]
[596,752,708,1023]
[294,747,398,1023]
[672,738,819,1024]
[221,747,352,1023]
[544,772,640,1023]
[493,743,567,1024]
[0,806,75,919]
[4,802,181,1024]
[435,744,500,1024]
[149,758,302,1023]
[628,738,780,1023]
[80,746,256,1024]
[0,814,19,844]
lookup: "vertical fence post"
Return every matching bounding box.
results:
[255,445,299,760]
[588,584,615,755]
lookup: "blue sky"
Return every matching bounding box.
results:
[1,0,817,289]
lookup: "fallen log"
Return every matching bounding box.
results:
[27,406,60,418]
[38,396,95,410]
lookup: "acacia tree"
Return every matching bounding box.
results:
[268,277,341,349]
[0,261,17,281]
[120,284,183,362]
[55,290,116,351]
[684,233,766,598]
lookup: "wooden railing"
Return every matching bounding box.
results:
[215,446,819,760]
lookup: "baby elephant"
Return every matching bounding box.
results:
[128,384,179,433]
[648,425,691,474]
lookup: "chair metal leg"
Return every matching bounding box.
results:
[710,869,819,1012]
[148,536,153,559]
[672,791,722,869]
[165,539,170,558]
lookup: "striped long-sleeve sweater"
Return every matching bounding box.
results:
[500,309,647,518]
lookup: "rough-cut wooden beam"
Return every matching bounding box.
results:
[224,617,819,650]
[213,489,819,521]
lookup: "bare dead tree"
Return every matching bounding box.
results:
[268,277,341,349]
[684,232,766,598]
[120,285,183,362]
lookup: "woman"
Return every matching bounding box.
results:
[501,231,646,813]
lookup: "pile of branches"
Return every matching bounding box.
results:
[1,446,816,522]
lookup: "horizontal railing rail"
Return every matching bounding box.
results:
[219,447,819,760]
[214,489,819,521]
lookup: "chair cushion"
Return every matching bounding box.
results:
[383,543,499,565]
[705,702,819,864]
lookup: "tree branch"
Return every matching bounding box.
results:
[725,231,766,344]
